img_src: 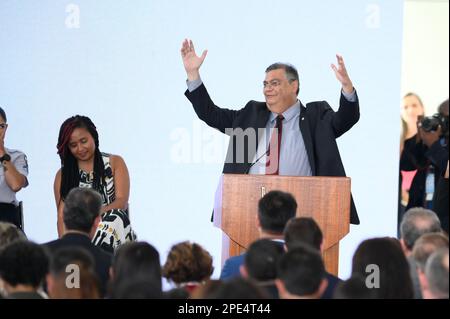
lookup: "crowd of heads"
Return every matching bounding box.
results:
[0,189,448,299]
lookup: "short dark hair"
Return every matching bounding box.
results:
[265,63,300,95]
[244,239,284,281]
[110,276,163,299]
[63,187,102,233]
[0,107,6,122]
[49,246,95,275]
[400,207,442,250]
[206,277,269,299]
[284,217,323,251]
[48,247,101,299]
[277,244,325,296]
[333,275,377,299]
[0,241,49,288]
[111,242,162,293]
[258,191,297,234]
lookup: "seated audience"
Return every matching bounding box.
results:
[0,241,48,299]
[419,248,449,299]
[240,239,284,298]
[412,233,449,299]
[284,217,341,298]
[163,241,213,297]
[333,275,377,299]
[109,241,162,299]
[351,237,413,299]
[275,244,327,299]
[0,221,26,248]
[204,277,269,299]
[220,190,296,280]
[44,187,112,297]
[399,207,442,298]
[46,247,100,299]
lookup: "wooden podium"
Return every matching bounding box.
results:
[214,174,351,275]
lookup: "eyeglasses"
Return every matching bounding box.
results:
[263,79,283,89]
[0,123,7,129]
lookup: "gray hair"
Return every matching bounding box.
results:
[400,207,442,250]
[425,248,449,298]
[0,222,26,249]
[265,63,299,95]
[63,187,102,233]
[412,232,449,270]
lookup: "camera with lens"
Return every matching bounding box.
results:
[419,113,449,137]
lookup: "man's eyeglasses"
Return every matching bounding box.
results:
[0,123,7,129]
[263,79,283,89]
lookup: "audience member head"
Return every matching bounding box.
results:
[412,232,449,271]
[57,115,105,200]
[63,187,102,237]
[352,237,413,299]
[0,241,48,296]
[190,280,223,299]
[241,239,284,282]
[284,217,323,251]
[205,277,269,299]
[110,241,162,295]
[258,190,297,236]
[400,207,442,255]
[419,248,449,299]
[110,276,163,299]
[163,241,213,287]
[276,244,327,299]
[333,275,378,299]
[0,222,26,249]
[46,247,100,299]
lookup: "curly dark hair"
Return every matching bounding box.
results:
[162,241,214,284]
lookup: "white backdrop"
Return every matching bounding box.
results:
[0,0,403,280]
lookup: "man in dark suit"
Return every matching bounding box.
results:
[44,187,112,297]
[220,190,296,280]
[181,39,360,224]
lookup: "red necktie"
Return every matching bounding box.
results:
[266,114,284,175]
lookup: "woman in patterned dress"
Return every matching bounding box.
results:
[54,115,136,253]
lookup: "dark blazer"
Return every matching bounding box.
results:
[220,254,245,280]
[185,84,360,224]
[400,136,448,212]
[44,233,112,296]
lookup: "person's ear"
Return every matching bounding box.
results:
[46,274,55,298]
[275,279,287,298]
[417,268,429,297]
[317,278,329,298]
[239,265,248,278]
[399,239,410,256]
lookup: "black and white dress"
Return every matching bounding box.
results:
[79,152,136,253]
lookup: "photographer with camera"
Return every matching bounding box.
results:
[400,99,449,232]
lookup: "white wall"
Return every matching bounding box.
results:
[0,0,405,282]
[402,0,449,114]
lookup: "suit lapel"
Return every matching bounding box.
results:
[299,103,316,175]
